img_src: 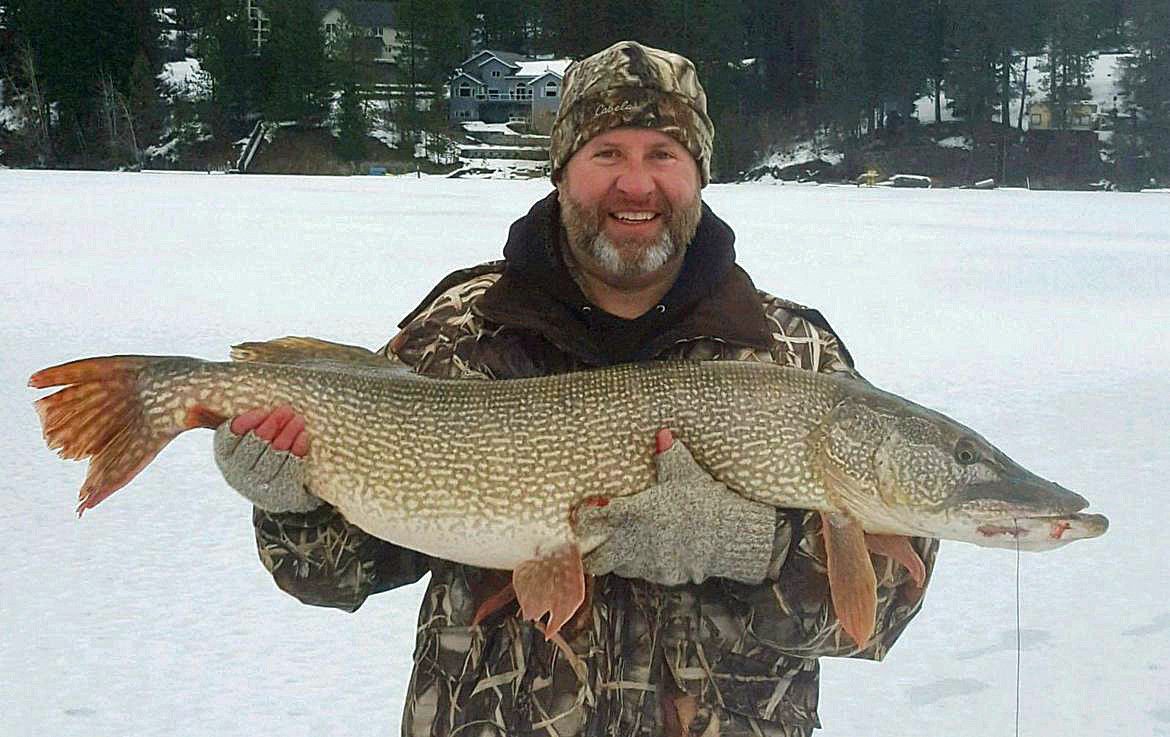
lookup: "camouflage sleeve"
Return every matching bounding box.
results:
[757,294,941,660]
[384,269,515,380]
[253,505,430,611]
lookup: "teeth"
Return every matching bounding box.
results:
[614,211,656,222]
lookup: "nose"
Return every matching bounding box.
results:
[614,159,655,201]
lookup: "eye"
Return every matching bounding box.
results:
[594,148,619,159]
[954,438,982,465]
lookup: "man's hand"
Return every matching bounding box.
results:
[213,405,321,513]
[575,431,781,587]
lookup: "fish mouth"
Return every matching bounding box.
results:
[973,512,1109,550]
[956,478,1108,550]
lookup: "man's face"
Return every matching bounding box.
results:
[557,127,702,284]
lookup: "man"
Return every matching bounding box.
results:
[214,41,937,737]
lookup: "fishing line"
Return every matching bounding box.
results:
[1014,517,1022,737]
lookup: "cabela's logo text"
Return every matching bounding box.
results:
[595,101,635,117]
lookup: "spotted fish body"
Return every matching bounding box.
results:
[116,357,840,569]
[30,337,1108,645]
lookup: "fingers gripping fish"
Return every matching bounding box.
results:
[29,337,1108,648]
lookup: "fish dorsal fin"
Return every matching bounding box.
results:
[231,337,392,368]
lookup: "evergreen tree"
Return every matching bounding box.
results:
[5,0,159,160]
[939,0,1048,130]
[192,0,257,133]
[259,0,329,122]
[923,0,948,123]
[1040,0,1104,128]
[327,20,373,162]
[400,0,474,87]
[741,0,819,114]
[816,0,868,135]
[1119,0,1170,179]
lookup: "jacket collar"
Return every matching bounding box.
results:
[477,190,773,365]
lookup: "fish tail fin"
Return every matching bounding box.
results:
[30,356,214,515]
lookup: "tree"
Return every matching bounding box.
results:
[1119,0,1170,179]
[4,0,159,160]
[327,20,373,162]
[259,0,329,122]
[923,0,948,123]
[1039,0,1104,128]
[816,0,868,135]
[192,0,257,134]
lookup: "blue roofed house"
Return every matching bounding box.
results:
[448,51,573,133]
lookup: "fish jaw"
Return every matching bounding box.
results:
[936,475,1109,551]
[971,512,1109,551]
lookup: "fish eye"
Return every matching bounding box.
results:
[954,439,982,465]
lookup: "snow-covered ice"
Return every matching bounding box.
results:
[1,170,1168,737]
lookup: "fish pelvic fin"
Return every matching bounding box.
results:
[471,580,517,626]
[231,337,384,367]
[30,356,188,515]
[512,542,586,640]
[865,533,927,587]
[821,511,878,648]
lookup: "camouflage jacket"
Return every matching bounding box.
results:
[253,194,938,737]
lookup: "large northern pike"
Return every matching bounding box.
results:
[30,337,1107,647]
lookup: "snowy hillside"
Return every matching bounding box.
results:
[2,170,1167,737]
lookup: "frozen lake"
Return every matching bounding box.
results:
[2,170,1167,737]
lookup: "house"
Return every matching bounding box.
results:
[318,1,401,63]
[1027,100,1100,131]
[245,0,402,63]
[448,50,573,133]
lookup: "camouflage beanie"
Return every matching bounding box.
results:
[549,40,715,186]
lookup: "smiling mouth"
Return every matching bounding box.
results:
[610,211,660,225]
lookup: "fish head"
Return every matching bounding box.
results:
[817,400,1108,551]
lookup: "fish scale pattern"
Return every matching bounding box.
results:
[250,265,938,737]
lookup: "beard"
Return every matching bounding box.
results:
[559,189,702,281]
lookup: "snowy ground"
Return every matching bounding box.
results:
[2,170,1168,737]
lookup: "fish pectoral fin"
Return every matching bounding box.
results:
[512,543,586,640]
[821,511,878,648]
[230,337,388,368]
[864,533,927,587]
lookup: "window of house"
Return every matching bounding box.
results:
[491,70,501,77]
[459,84,472,98]
[369,26,383,37]
[1029,113,1042,125]
[324,22,338,38]
[545,81,559,97]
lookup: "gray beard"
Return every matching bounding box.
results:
[559,191,702,280]
[587,229,675,278]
